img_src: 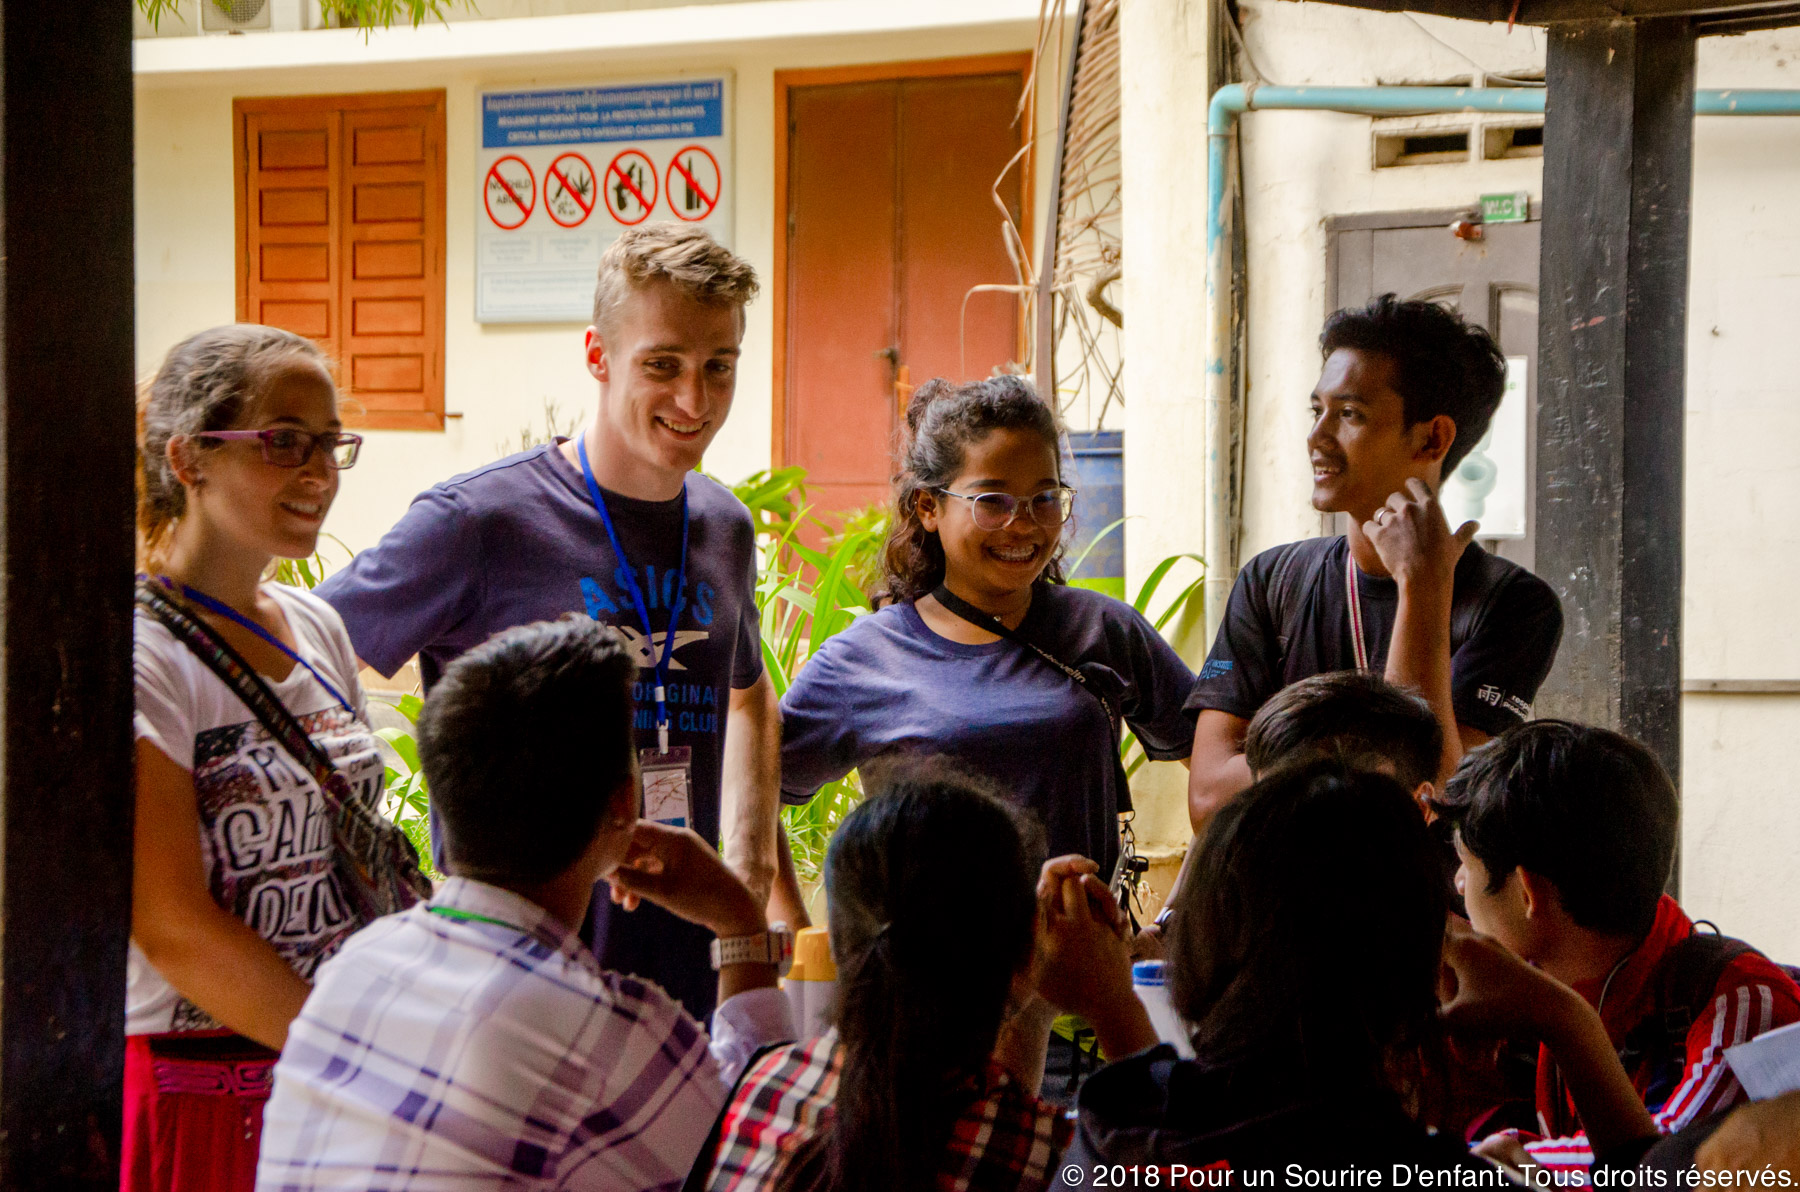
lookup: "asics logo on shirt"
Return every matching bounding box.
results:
[578,570,717,625]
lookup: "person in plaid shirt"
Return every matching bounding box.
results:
[257,618,796,1191]
[705,764,1159,1192]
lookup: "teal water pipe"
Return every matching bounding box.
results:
[1200,84,1800,634]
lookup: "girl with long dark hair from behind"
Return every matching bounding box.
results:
[778,376,1198,1090]
[705,764,1155,1192]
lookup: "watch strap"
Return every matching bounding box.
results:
[710,922,794,976]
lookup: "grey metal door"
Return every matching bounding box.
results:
[1328,209,1541,569]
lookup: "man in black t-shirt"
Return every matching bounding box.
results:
[1184,295,1563,833]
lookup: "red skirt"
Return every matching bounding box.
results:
[120,1031,278,1192]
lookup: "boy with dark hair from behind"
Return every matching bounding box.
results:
[1244,670,1442,798]
[1435,720,1800,1179]
[256,617,796,1191]
[1142,671,1444,957]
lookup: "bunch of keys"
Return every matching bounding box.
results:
[1108,820,1151,933]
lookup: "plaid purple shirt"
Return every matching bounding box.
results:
[704,1030,1073,1192]
[257,877,793,1191]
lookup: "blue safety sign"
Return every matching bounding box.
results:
[476,76,733,323]
[483,81,725,149]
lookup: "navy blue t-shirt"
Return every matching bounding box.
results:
[780,583,1197,874]
[316,441,762,1020]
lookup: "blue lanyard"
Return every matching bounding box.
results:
[162,577,355,716]
[576,437,690,753]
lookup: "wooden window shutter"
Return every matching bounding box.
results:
[236,92,446,431]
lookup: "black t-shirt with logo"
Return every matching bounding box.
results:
[1185,535,1563,736]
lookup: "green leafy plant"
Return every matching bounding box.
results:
[270,533,351,591]
[374,693,438,877]
[825,502,890,597]
[731,470,884,883]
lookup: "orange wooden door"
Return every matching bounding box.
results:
[783,68,1026,522]
[238,93,445,430]
[340,103,444,430]
[243,109,342,365]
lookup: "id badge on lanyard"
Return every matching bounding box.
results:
[577,438,694,826]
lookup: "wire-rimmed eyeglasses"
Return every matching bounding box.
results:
[933,486,1075,531]
[198,429,364,470]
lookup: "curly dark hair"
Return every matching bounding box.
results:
[879,375,1066,604]
[1320,294,1508,476]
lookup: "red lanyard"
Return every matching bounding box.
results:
[1346,551,1371,672]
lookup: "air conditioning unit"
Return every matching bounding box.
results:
[201,0,270,31]
[200,0,312,33]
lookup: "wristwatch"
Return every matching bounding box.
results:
[710,921,795,977]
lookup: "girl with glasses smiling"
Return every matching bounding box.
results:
[778,375,1198,1097]
[124,325,424,1192]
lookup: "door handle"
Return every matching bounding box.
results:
[874,346,899,366]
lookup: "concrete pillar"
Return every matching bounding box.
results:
[1119,0,1212,604]
[1118,0,1213,868]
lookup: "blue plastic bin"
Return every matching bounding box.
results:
[1065,429,1124,596]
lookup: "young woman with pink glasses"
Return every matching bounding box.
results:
[125,325,425,1192]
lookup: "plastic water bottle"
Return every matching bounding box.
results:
[1132,960,1196,1058]
[782,926,837,1040]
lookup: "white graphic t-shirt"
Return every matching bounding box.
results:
[130,583,385,1036]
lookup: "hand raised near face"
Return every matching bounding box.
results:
[607,821,765,939]
[1438,918,1574,1042]
[1363,478,1479,596]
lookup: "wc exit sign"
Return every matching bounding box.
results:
[1481,191,1530,223]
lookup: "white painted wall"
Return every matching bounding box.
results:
[134,0,1053,560]
[1230,3,1548,563]
[1115,0,1800,956]
[1680,30,1800,964]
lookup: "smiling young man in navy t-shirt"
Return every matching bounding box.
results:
[318,224,801,1020]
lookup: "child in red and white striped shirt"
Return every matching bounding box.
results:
[1434,720,1800,1180]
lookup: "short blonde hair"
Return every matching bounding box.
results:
[591,223,759,337]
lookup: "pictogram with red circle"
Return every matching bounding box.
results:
[483,155,537,230]
[544,152,598,229]
[604,150,658,226]
[664,146,721,222]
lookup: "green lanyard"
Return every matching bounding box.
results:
[427,904,527,933]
